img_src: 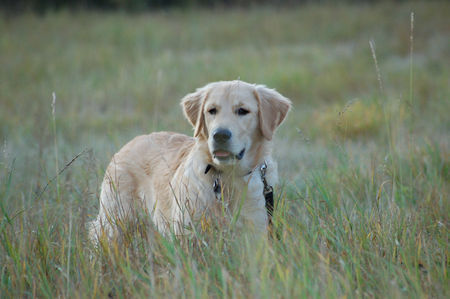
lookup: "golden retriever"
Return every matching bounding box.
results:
[89,80,291,241]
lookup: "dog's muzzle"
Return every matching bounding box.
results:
[213,148,245,160]
[211,128,245,161]
[212,128,232,144]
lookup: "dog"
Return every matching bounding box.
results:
[88,80,291,242]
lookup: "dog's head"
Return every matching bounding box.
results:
[182,80,291,170]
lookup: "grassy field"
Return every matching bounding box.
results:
[0,1,449,297]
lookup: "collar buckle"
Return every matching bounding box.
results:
[260,160,273,194]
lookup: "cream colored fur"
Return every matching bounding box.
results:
[88,80,291,241]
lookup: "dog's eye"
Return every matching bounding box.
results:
[236,108,250,116]
[208,108,217,115]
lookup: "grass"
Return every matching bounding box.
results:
[0,1,449,297]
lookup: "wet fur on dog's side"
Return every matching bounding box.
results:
[88,80,291,241]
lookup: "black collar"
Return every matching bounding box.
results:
[204,164,213,174]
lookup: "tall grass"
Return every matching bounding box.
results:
[0,1,449,297]
[51,92,60,202]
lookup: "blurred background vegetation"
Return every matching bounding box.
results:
[2,0,413,13]
[0,0,448,297]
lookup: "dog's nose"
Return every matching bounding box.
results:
[213,128,232,143]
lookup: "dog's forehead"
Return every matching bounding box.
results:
[208,83,257,107]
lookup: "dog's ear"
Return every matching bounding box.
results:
[254,85,291,140]
[181,86,209,138]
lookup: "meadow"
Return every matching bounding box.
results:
[0,1,449,297]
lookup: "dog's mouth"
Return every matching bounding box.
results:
[213,148,245,161]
